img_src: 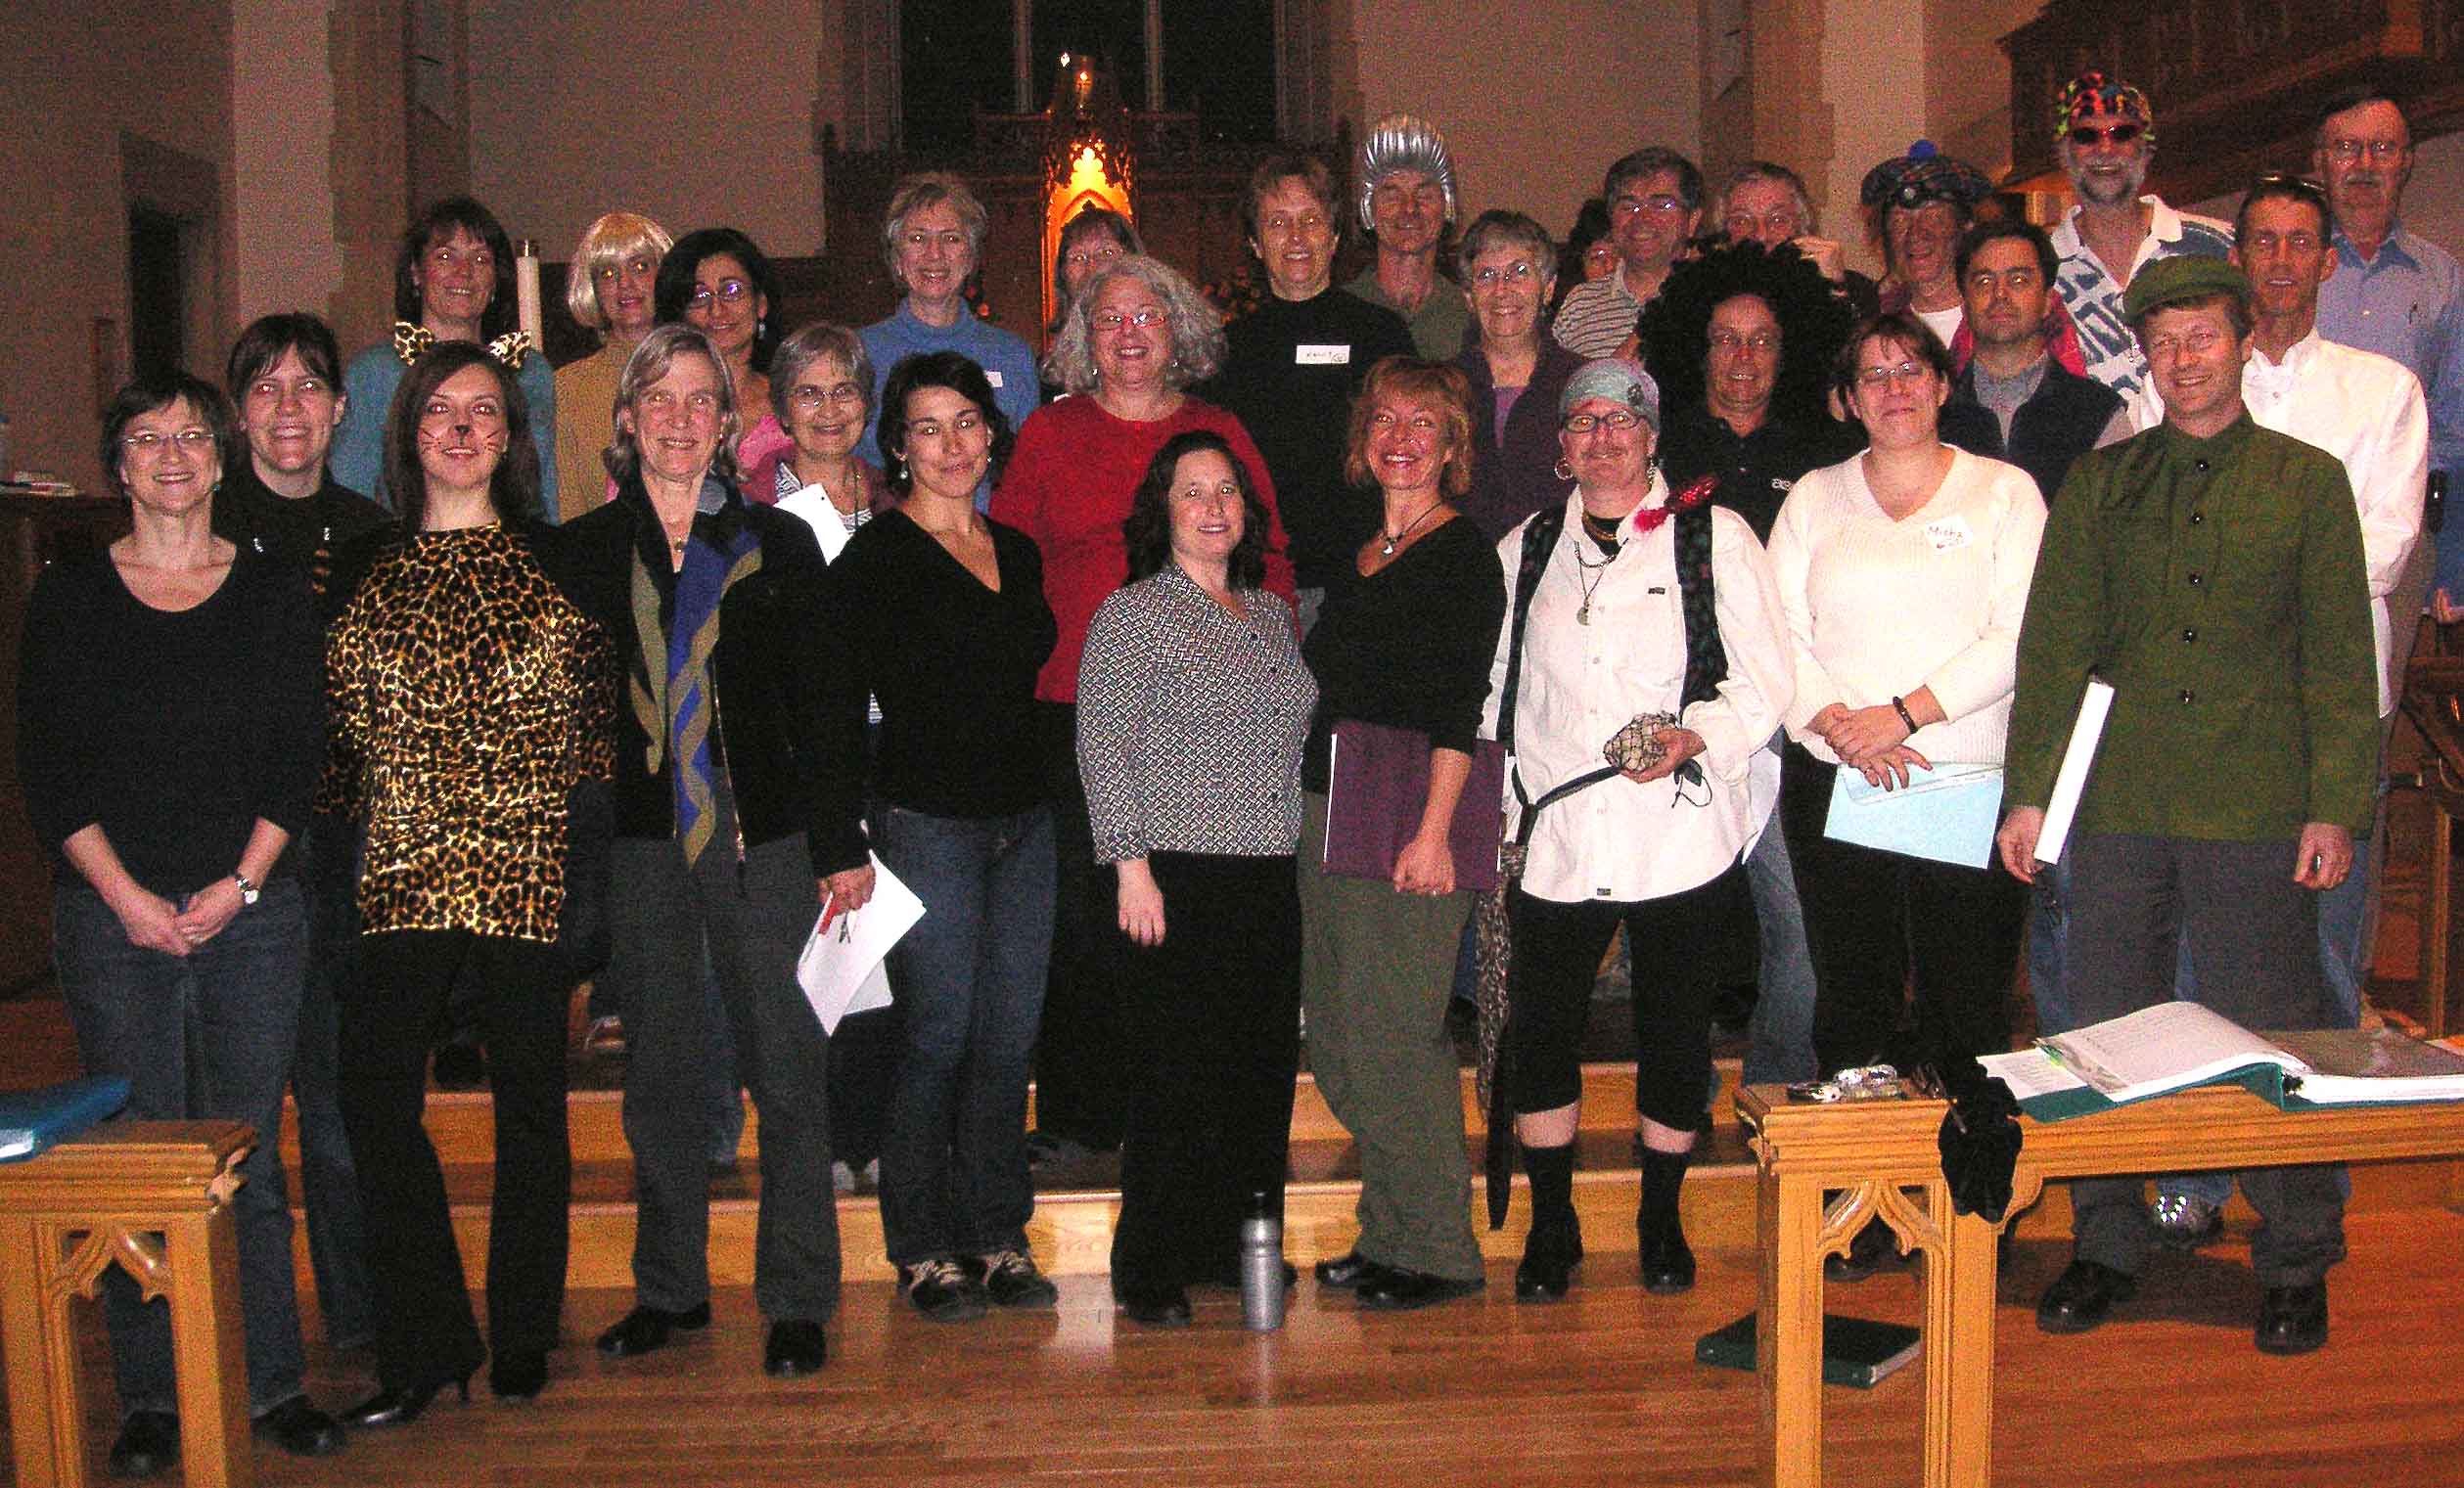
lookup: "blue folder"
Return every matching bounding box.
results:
[0,1075,131,1162]
[1823,764,2004,870]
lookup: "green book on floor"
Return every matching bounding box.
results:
[1695,1310,1922,1388]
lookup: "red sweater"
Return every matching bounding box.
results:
[991,393,1297,703]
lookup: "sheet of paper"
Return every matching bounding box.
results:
[797,853,921,1035]
[1823,763,2004,869]
[1979,1048,2090,1103]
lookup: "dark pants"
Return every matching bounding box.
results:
[294,816,374,1348]
[1112,852,1302,1290]
[1780,744,2028,1076]
[1505,866,1743,1128]
[602,807,842,1324]
[874,803,1056,1265]
[54,878,311,1418]
[2064,832,2348,1285]
[342,930,570,1389]
[1029,700,1126,1150]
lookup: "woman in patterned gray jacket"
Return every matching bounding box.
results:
[1075,429,1316,1328]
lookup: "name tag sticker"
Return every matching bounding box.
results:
[1296,343,1352,366]
[1924,516,1973,552]
[984,370,1005,388]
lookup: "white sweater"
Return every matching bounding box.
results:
[1767,446,2045,767]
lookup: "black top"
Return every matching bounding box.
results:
[211,466,396,616]
[1300,515,1507,791]
[813,509,1059,873]
[1455,336,1586,542]
[17,545,323,894]
[1657,400,1860,543]
[1199,288,1417,589]
[1943,358,2125,506]
[556,474,836,855]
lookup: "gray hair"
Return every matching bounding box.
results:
[1356,113,1459,233]
[881,172,989,287]
[1717,161,1817,236]
[1458,209,1556,275]
[768,322,875,428]
[604,323,742,486]
[1042,255,1225,395]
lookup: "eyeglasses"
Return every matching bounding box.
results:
[1561,409,1644,434]
[2323,138,2406,163]
[1470,260,1542,290]
[1611,194,1688,219]
[790,382,866,412]
[2142,326,2227,360]
[2067,121,2143,148]
[1723,210,1801,239]
[1709,329,1780,355]
[686,279,752,310]
[120,428,214,455]
[1092,307,1166,333]
[1855,361,1933,387]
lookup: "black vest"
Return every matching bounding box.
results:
[1947,361,2123,504]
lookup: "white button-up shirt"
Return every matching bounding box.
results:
[1482,486,1793,905]
[2130,330,2429,715]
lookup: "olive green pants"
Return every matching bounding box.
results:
[1298,794,1483,1282]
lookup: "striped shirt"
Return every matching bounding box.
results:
[1551,274,1647,360]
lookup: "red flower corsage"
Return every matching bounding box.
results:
[1629,474,1718,535]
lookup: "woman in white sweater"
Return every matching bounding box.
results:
[1766,311,2043,1096]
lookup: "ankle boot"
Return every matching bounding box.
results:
[1638,1149,1696,1294]
[1515,1142,1583,1302]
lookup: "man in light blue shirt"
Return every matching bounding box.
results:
[2312,86,2463,611]
[858,173,1043,509]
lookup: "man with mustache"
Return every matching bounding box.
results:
[2311,86,2462,621]
[1348,113,1474,361]
[2046,71,2233,400]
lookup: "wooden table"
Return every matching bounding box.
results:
[0,1121,256,1488]
[1736,1084,2464,1488]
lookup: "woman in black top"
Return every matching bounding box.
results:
[17,373,342,1473]
[556,324,844,1381]
[816,350,1061,1324]
[1299,355,1507,1311]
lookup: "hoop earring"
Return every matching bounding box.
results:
[1553,458,1574,482]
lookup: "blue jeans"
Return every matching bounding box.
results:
[1741,818,1818,1087]
[54,878,311,1418]
[2024,848,2076,1038]
[873,804,1056,1265]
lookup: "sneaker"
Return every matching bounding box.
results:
[901,1258,987,1323]
[976,1248,1060,1309]
[2149,1192,2224,1250]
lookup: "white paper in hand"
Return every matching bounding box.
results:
[798,854,923,1035]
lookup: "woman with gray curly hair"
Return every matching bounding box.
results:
[989,253,1298,1167]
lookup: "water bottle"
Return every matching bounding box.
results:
[1240,1190,1285,1331]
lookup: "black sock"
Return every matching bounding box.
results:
[1639,1149,1691,1238]
[1521,1141,1576,1224]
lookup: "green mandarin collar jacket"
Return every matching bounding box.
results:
[2006,411,2378,840]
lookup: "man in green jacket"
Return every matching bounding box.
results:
[1994,256,2375,1357]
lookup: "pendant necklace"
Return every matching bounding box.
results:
[1380,500,1443,557]
[1573,542,1620,625]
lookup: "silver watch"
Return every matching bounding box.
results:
[233,873,260,907]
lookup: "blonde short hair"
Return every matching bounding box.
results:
[566,212,674,331]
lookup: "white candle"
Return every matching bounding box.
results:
[516,240,544,351]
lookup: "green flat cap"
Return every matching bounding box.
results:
[2122,255,2251,325]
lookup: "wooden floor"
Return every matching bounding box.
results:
[9,1206,2464,1486]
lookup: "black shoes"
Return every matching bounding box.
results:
[1357,1267,1483,1311]
[1515,1220,1583,1303]
[596,1301,713,1357]
[1312,1250,1389,1290]
[340,1374,470,1428]
[2255,1282,2329,1355]
[1640,1228,1697,1294]
[764,1319,830,1376]
[2034,1259,2139,1334]
[252,1396,345,1457]
[972,1249,1061,1309]
[903,1258,990,1323]
[107,1411,180,1478]
[1115,1283,1195,1328]
[488,1351,549,1401]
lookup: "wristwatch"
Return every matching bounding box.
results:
[232,873,260,907]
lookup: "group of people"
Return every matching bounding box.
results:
[16,64,2458,1477]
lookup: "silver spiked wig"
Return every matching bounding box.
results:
[1355,113,1458,233]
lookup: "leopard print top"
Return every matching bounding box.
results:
[324,524,616,941]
